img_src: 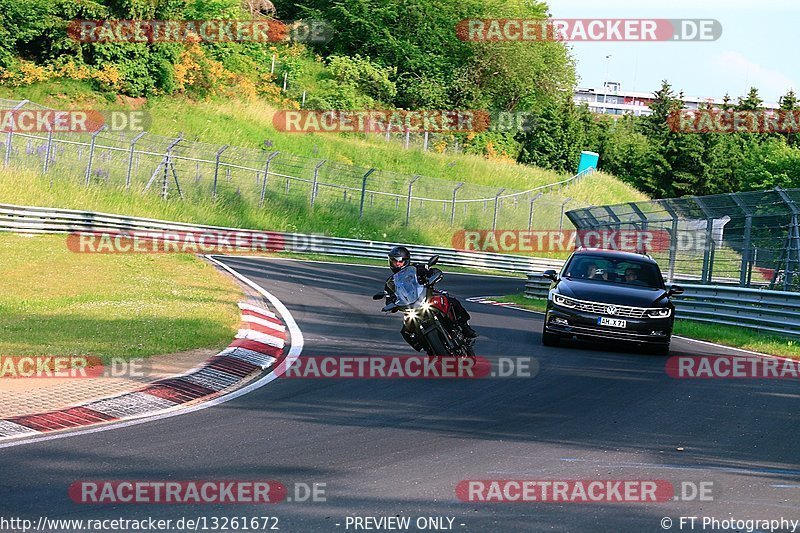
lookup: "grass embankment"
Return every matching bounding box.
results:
[0,233,241,362]
[1,81,582,191]
[493,293,800,359]
[0,81,647,249]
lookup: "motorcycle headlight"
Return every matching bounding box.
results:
[404,309,417,320]
[552,294,577,309]
[646,307,672,318]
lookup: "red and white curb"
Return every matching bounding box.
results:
[0,256,303,446]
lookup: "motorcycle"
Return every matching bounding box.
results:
[373,255,475,358]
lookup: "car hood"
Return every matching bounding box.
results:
[556,279,669,307]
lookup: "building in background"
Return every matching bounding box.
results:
[574,81,780,117]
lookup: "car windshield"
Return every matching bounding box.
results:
[563,255,664,289]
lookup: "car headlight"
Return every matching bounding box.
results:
[552,294,577,309]
[645,307,672,318]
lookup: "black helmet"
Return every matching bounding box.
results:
[388,246,411,273]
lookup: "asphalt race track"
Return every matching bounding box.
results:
[0,257,798,532]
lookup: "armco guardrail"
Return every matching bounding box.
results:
[0,203,563,274]
[524,273,800,338]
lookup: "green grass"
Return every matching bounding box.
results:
[672,321,800,359]
[0,233,241,362]
[0,80,650,253]
[491,293,800,359]
[0,80,648,198]
[493,293,548,312]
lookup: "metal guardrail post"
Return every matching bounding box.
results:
[84,126,106,186]
[125,131,147,190]
[260,151,280,208]
[310,160,326,208]
[406,175,421,226]
[212,145,229,199]
[450,182,464,226]
[492,188,505,231]
[528,192,543,230]
[359,168,376,219]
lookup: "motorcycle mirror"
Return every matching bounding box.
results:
[427,271,443,285]
[427,254,439,266]
[372,292,385,300]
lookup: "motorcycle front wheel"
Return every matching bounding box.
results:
[423,328,450,357]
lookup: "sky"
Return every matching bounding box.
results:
[548,0,798,104]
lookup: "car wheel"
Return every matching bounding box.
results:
[542,324,560,347]
[649,343,670,356]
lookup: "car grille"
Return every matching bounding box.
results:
[571,299,649,318]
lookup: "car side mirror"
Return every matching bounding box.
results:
[667,285,684,297]
[543,269,558,282]
[427,254,439,267]
[372,292,385,300]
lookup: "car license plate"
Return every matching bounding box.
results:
[599,317,626,328]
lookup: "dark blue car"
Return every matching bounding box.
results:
[542,249,684,355]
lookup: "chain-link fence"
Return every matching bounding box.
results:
[0,98,592,235]
[566,188,800,290]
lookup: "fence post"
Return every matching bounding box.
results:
[310,159,326,208]
[83,126,106,185]
[406,175,421,226]
[528,192,543,230]
[3,128,11,167]
[4,100,27,167]
[559,197,572,231]
[423,132,429,151]
[260,150,280,208]
[212,145,229,199]
[42,128,54,174]
[125,131,147,190]
[450,182,464,226]
[359,168,376,219]
[492,188,505,231]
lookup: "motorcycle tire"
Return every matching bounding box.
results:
[424,329,451,357]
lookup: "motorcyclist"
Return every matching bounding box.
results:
[384,246,478,352]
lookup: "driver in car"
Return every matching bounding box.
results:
[386,246,477,351]
[624,267,644,285]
